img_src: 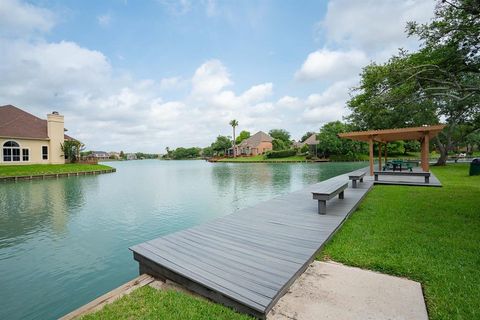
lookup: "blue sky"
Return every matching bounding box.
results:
[0,0,435,152]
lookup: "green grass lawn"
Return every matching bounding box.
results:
[319,164,480,320]
[0,163,114,177]
[217,155,307,162]
[80,286,252,320]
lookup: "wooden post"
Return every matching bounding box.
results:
[378,143,382,171]
[421,133,430,172]
[384,143,388,164]
[369,138,374,176]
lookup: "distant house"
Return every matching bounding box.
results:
[89,151,110,160]
[109,151,120,159]
[297,133,319,156]
[126,153,137,160]
[231,131,273,156]
[0,105,75,165]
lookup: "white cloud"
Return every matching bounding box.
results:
[0,0,55,36]
[191,59,232,96]
[241,83,273,104]
[97,13,112,27]
[276,96,302,110]
[321,0,435,52]
[295,49,368,81]
[301,79,356,125]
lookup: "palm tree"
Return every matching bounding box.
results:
[229,119,239,157]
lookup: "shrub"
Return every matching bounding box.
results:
[300,144,309,154]
[265,149,297,159]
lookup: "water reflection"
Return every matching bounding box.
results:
[0,177,89,249]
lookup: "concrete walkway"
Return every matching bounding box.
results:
[269,261,428,320]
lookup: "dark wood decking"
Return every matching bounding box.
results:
[130,169,375,319]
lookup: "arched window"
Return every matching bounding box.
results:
[3,141,20,162]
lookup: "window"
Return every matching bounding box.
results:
[42,146,48,160]
[3,141,20,162]
[22,149,29,161]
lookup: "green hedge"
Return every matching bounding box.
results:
[265,149,297,159]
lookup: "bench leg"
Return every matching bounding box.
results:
[318,200,326,215]
[425,176,430,184]
[374,174,378,181]
[360,177,363,183]
[339,191,344,199]
[352,180,357,188]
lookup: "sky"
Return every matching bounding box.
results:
[0,0,436,153]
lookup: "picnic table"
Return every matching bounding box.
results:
[383,160,413,172]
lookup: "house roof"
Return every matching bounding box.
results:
[239,131,273,147]
[0,104,73,140]
[304,133,319,145]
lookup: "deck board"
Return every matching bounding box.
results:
[130,168,442,319]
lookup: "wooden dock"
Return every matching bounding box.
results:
[130,169,376,319]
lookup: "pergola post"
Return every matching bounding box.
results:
[369,138,374,176]
[378,143,382,171]
[421,132,430,172]
[384,144,388,164]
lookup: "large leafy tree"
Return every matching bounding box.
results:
[348,0,480,165]
[211,135,232,156]
[317,121,366,159]
[235,130,250,144]
[269,129,292,150]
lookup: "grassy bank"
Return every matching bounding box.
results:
[319,164,480,320]
[0,163,114,177]
[81,286,251,320]
[217,155,307,162]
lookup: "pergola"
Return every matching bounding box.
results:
[338,125,446,176]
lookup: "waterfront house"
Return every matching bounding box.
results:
[108,151,120,159]
[0,105,74,165]
[231,131,273,156]
[294,133,319,156]
[89,151,110,160]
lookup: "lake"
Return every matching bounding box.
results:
[0,160,367,320]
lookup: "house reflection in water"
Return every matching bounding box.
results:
[0,177,90,249]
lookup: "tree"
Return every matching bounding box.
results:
[119,150,125,160]
[347,0,480,165]
[317,121,366,159]
[211,135,232,156]
[61,140,84,163]
[170,147,201,159]
[202,146,214,157]
[300,131,316,143]
[229,119,239,157]
[269,129,292,150]
[235,130,250,144]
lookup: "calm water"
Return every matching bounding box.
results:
[0,160,367,320]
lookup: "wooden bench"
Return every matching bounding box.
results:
[312,180,348,215]
[349,170,366,188]
[374,171,431,183]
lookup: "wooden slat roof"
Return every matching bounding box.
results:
[338,124,446,142]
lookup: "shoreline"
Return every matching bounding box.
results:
[0,168,116,182]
